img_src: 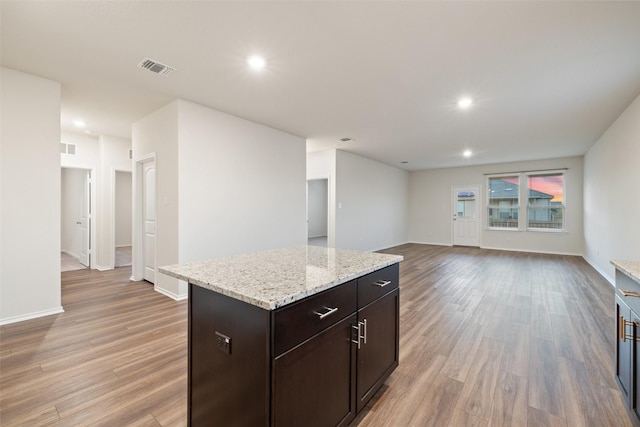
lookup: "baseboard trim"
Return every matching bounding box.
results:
[583,255,615,286]
[479,245,583,257]
[0,306,65,325]
[61,249,80,259]
[154,286,188,301]
[407,241,453,247]
[95,264,113,271]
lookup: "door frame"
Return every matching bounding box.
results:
[132,153,156,282]
[61,166,97,270]
[451,184,481,247]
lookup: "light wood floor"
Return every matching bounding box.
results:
[1,244,635,426]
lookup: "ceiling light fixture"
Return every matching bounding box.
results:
[458,97,473,109]
[463,149,472,158]
[247,55,266,71]
[73,120,86,128]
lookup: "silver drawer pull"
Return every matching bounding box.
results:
[314,306,338,319]
[374,280,391,288]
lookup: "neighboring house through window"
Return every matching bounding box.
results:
[487,171,565,232]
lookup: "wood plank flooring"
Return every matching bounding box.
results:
[1,244,635,426]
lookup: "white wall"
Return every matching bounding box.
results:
[97,135,132,269]
[60,132,131,269]
[1,67,62,324]
[133,99,307,300]
[308,179,328,238]
[409,156,584,255]
[177,99,307,262]
[115,171,132,247]
[584,94,640,283]
[307,149,334,179]
[60,134,99,268]
[61,132,100,167]
[61,168,87,258]
[132,101,180,297]
[334,150,409,252]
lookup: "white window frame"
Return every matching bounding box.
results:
[526,171,566,232]
[486,174,520,231]
[486,170,566,232]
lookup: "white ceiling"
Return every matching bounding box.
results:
[2,1,640,170]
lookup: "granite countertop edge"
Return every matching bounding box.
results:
[159,247,403,311]
[611,260,640,285]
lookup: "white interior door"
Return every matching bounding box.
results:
[143,161,156,283]
[78,170,91,266]
[452,185,480,247]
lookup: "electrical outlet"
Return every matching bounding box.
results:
[215,331,231,355]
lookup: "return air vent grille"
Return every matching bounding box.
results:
[60,142,76,155]
[138,58,176,76]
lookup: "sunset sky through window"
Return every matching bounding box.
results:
[500,175,564,202]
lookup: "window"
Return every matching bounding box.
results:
[487,171,566,232]
[487,176,519,229]
[456,191,476,218]
[527,173,564,230]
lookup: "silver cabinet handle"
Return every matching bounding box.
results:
[352,320,367,349]
[314,306,338,319]
[374,280,391,288]
[352,324,361,349]
[362,318,367,344]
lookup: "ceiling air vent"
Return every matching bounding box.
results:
[138,58,176,76]
[339,137,354,142]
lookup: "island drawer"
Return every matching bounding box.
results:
[358,263,399,308]
[272,279,357,356]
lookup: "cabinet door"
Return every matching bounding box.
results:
[273,314,357,427]
[356,289,399,412]
[616,294,633,405]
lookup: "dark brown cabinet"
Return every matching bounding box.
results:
[355,264,400,412]
[616,294,633,405]
[188,263,400,427]
[273,315,357,427]
[614,269,640,424]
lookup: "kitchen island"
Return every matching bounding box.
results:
[160,246,403,427]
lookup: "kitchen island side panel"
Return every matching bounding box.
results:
[189,284,270,427]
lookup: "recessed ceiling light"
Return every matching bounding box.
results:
[73,120,86,128]
[247,55,266,71]
[463,149,472,158]
[458,97,473,109]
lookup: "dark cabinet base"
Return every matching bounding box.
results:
[188,263,400,427]
[273,315,357,427]
[189,285,270,426]
[615,270,640,426]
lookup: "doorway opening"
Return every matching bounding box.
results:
[61,167,92,271]
[114,170,132,267]
[307,178,328,247]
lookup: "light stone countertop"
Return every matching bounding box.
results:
[611,260,640,285]
[159,246,403,310]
